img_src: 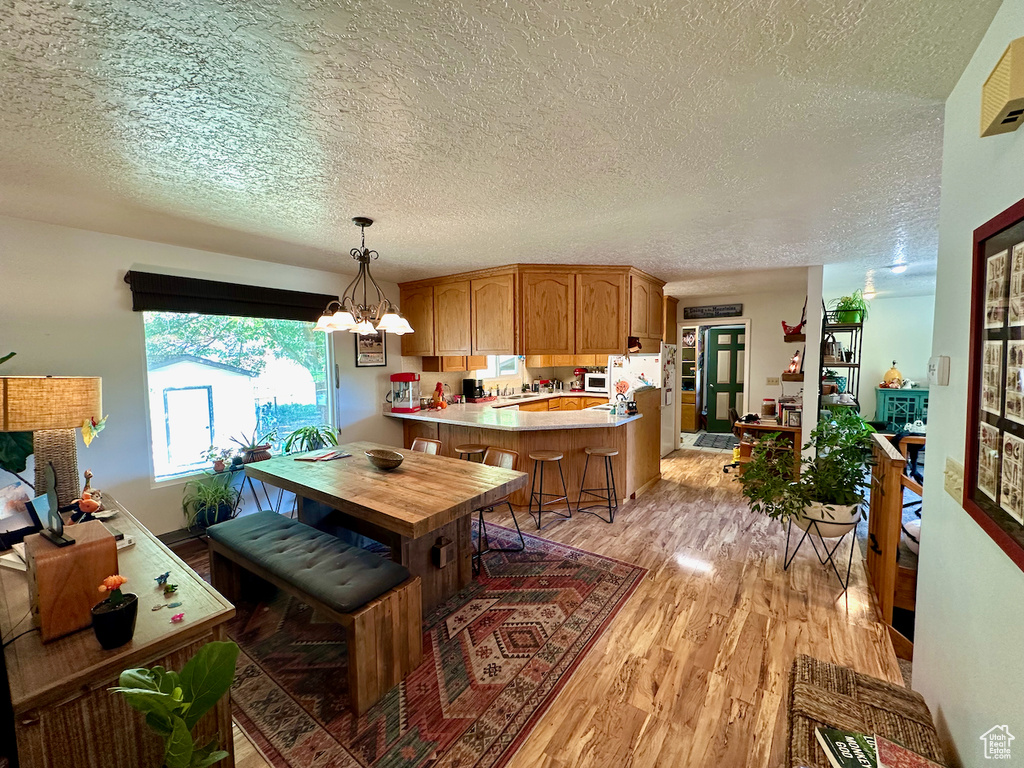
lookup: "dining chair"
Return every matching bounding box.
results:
[410,437,441,455]
[474,447,526,573]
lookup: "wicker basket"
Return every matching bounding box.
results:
[788,655,946,768]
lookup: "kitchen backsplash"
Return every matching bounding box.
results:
[399,357,605,398]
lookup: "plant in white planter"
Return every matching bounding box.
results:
[739,410,874,588]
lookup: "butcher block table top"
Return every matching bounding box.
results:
[245,441,528,540]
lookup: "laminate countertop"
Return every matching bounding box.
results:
[383,394,646,432]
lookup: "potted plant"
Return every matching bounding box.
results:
[110,640,239,768]
[739,410,874,533]
[230,427,277,463]
[827,289,870,323]
[182,471,241,529]
[282,424,339,453]
[92,574,138,650]
[198,446,235,473]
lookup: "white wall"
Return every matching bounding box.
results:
[856,294,936,420]
[676,281,809,416]
[0,215,402,535]
[914,3,1024,766]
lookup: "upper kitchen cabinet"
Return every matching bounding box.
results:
[433,280,472,356]
[664,296,679,344]
[576,271,627,355]
[471,272,516,355]
[630,274,651,339]
[520,269,575,355]
[648,282,664,342]
[400,284,435,357]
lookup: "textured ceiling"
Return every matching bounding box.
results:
[0,0,1001,291]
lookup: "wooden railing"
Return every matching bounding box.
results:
[866,432,918,660]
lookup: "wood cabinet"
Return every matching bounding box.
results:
[520,270,575,355]
[471,273,516,355]
[518,400,549,412]
[400,284,435,357]
[433,280,471,356]
[576,272,627,355]
[664,296,678,344]
[422,355,487,372]
[583,396,608,408]
[648,282,663,342]
[630,275,651,339]
[401,265,664,359]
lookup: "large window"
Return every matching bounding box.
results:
[143,312,332,480]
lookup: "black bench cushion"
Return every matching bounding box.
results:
[208,510,410,613]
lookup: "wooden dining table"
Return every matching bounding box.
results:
[245,441,528,614]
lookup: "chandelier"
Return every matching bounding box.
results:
[314,217,414,336]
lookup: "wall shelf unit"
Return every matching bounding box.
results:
[679,326,698,432]
[819,310,864,409]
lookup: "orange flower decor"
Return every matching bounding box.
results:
[98,574,129,607]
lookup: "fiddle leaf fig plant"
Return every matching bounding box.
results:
[111,641,239,768]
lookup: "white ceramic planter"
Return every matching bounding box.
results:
[793,501,860,538]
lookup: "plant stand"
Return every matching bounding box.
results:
[783,507,862,592]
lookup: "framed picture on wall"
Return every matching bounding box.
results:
[965,194,1024,574]
[355,330,387,368]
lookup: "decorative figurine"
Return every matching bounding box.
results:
[163,583,178,596]
[155,572,170,586]
[167,602,182,609]
[169,613,185,624]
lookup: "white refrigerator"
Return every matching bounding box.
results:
[608,346,678,457]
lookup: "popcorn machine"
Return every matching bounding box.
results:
[389,373,421,413]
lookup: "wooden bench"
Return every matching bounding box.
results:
[207,511,423,715]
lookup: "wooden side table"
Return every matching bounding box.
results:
[0,497,236,767]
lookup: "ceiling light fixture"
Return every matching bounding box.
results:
[890,264,908,275]
[314,217,413,336]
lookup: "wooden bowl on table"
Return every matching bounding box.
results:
[365,449,404,471]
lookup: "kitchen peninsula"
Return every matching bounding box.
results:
[386,388,661,508]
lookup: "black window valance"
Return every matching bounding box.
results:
[124,270,337,323]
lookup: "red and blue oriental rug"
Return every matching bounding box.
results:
[219,522,646,767]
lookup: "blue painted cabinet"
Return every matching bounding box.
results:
[875,387,929,431]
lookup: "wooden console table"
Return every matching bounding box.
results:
[0,497,236,767]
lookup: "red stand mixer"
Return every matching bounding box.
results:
[571,367,587,392]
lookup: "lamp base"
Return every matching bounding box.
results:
[33,428,81,509]
[39,528,75,548]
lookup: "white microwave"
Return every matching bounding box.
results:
[584,372,609,394]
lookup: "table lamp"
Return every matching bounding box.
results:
[0,376,103,508]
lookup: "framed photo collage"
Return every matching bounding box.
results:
[967,196,1024,573]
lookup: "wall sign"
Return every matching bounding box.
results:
[964,193,1024,574]
[682,303,743,320]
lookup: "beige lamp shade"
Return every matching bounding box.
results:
[0,376,103,432]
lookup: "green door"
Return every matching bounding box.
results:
[705,327,745,432]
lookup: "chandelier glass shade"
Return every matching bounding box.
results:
[314,217,414,336]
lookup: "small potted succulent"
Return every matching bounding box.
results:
[231,427,277,463]
[199,446,235,473]
[92,574,139,650]
[282,424,339,453]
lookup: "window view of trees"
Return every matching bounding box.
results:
[143,312,331,479]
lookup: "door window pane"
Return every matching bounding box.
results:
[143,312,331,480]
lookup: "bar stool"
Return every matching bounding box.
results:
[455,443,487,462]
[528,450,572,530]
[576,447,619,523]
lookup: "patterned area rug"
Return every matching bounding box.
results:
[215,522,646,768]
[693,432,739,450]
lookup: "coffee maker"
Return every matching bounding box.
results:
[462,378,486,402]
[571,368,587,392]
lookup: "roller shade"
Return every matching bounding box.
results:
[124,270,336,322]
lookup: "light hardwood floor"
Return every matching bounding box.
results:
[232,448,900,767]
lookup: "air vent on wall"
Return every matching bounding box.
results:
[982,37,1024,137]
